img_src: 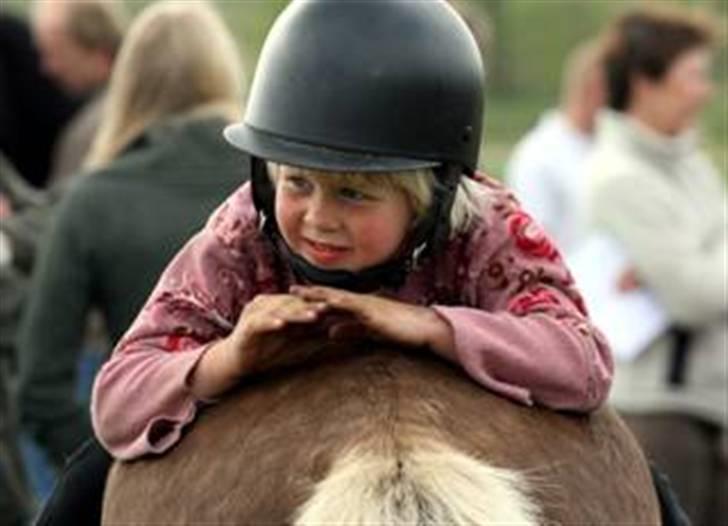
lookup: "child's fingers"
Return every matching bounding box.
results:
[292,286,366,315]
[243,299,327,340]
[289,285,327,301]
[258,299,328,330]
[289,285,344,304]
[248,316,285,334]
[278,308,321,324]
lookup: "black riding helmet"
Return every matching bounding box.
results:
[224,0,485,291]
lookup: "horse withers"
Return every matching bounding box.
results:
[102,341,660,524]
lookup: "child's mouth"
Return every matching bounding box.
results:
[303,238,350,265]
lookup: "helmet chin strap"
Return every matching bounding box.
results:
[251,157,461,293]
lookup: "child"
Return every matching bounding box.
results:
[37,1,617,524]
[91,0,613,461]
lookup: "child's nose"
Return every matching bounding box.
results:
[305,193,339,231]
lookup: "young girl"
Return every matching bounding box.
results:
[91,0,613,461]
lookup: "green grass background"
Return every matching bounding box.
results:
[5,0,726,176]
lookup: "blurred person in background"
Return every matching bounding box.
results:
[4,4,125,507]
[505,40,605,255]
[31,0,127,185]
[16,4,247,522]
[0,158,47,382]
[0,154,41,526]
[586,7,726,525]
[1,13,79,524]
[0,13,79,189]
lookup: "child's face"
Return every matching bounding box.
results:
[274,165,414,272]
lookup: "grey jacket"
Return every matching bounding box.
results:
[17,113,249,466]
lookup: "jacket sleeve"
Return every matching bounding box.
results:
[433,196,613,412]
[592,168,726,327]
[91,192,255,460]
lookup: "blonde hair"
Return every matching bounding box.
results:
[266,162,488,236]
[86,1,244,169]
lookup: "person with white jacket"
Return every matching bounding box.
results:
[586,7,725,525]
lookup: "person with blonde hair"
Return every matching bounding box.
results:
[586,6,725,524]
[18,2,247,524]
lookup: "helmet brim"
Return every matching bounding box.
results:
[224,123,440,173]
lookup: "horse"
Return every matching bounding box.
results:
[102,341,660,524]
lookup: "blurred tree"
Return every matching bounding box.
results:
[451,0,514,94]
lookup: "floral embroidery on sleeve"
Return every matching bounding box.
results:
[469,182,591,319]
[507,286,562,316]
[163,332,203,353]
[506,210,560,261]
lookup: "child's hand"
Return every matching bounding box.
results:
[227,293,330,375]
[290,285,455,360]
[190,294,329,399]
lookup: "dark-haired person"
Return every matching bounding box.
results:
[587,7,726,525]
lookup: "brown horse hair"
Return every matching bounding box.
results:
[102,343,660,524]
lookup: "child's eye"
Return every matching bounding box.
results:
[282,175,313,193]
[338,187,372,202]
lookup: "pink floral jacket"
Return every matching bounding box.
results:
[92,176,613,459]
